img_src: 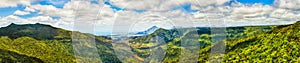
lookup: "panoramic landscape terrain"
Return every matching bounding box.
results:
[1,0,300,63]
[0,21,299,63]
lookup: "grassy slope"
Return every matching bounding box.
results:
[0,23,121,63]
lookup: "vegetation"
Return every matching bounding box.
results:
[0,23,121,63]
[223,22,300,62]
[129,25,275,62]
[0,48,43,63]
[0,21,299,63]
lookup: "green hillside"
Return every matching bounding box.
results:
[0,23,121,63]
[129,21,300,62]
[129,25,274,62]
[0,21,299,63]
[0,48,43,63]
[222,21,300,62]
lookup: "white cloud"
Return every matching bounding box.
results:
[229,4,274,21]
[0,0,31,7]
[28,16,54,22]
[24,7,36,12]
[109,0,230,11]
[1,0,300,35]
[270,9,300,20]
[31,4,74,17]
[275,0,300,10]
[189,0,230,6]
[13,10,30,15]
[0,15,34,25]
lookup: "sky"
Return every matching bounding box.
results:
[0,0,300,35]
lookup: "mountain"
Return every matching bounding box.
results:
[0,23,61,40]
[1,21,299,62]
[129,21,300,62]
[0,23,121,63]
[136,26,159,35]
[129,24,275,62]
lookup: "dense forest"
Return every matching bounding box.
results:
[0,21,299,63]
[0,23,121,63]
[223,22,300,62]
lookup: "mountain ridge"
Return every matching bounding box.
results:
[136,26,160,35]
[128,21,300,62]
[0,23,121,63]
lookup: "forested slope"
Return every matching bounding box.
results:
[0,23,121,63]
[222,21,300,62]
[129,24,274,62]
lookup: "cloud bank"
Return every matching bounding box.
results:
[0,0,299,35]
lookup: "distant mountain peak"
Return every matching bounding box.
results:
[6,23,55,28]
[0,23,62,40]
[135,26,160,35]
[150,26,158,28]
[295,21,300,24]
[147,26,159,31]
[7,23,17,27]
[9,23,16,25]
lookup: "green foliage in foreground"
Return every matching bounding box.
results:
[196,22,300,62]
[0,23,121,63]
[0,36,76,62]
[0,48,43,63]
[223,22,300,63]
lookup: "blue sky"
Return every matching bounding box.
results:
[0,0,69,18]
[31,0,70,8]
[237,0,274,5]
[0,4,25,17]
